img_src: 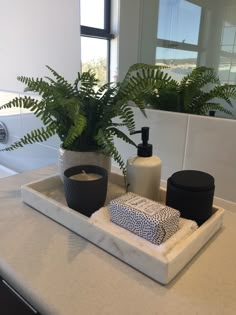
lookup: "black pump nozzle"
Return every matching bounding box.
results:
[130,127,152,157]
[131,127,149,144]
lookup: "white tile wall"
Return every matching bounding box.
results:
[0,137,58,172]
[0,114,21,140]
[0,106,236,204]
[116,109,236,204]
[184,115,236,203]
[114,108,188,180]
[145,109,188,179]
[0,113,59,172]
[0,92,21,138]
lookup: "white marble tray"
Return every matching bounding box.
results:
[21,173,225,284]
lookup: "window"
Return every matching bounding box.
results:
[122,0,236,118]
[156,0,201,79]
[80,0,113,85]
[157,0,201,45]
[156,47,198,80]
[219,5,236,84]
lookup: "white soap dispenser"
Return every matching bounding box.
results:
[126,127,162,201]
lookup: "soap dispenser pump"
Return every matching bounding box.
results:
[126,127,162,201]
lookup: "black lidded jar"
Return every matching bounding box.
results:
[166,170,215,226]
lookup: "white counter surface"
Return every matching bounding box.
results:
[0,165,236,315]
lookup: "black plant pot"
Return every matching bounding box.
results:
[63,165,108,217]
[166,170,215,226]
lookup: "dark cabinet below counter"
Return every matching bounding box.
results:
[0,276,40,315]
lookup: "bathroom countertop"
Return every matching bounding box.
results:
[0,165,236,315]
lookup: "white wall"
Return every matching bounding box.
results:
[0,0,81,92]
[0,0,81,171]
[115,0,142,80]
[0,94,60,172]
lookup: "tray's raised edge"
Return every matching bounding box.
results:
[21,174,60,190]
[21,179,169,284]
[21,181,87,227]
[88,223,169,284]
[21,174,225,285]
[166,207,224,282]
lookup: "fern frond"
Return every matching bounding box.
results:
[17,76,50,95]
[122,63,169,86]
[201,103,232,116]
[73,72,81,93]
[95,129,127,177]
[179,67,220,91]
[96,82,116,98]
[112,122,130,127]
[182,86,201,112]
[209,84,236,106]
[107,127,137,147]
[188,84,236,115]
[117,103,136,132]
[63,115,87,148]
[118,66,174,110]
[46,65,75,96]
[0,126,57,152]
[0,96,40,111]
[78,70,99,97]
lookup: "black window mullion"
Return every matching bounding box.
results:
[81,25,114,40]
[107,39,111,82]
[104,0,111,33]
[81,0,113,40]
[80,0,113,83]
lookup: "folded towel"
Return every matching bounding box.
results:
[90,207,198,257]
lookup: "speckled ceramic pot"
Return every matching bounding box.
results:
[58,146,111,180]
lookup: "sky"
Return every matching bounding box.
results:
[156,0,201,60]
[158,0,201,45]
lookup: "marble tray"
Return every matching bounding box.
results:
[21,173,225,284]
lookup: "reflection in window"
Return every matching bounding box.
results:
[221,26,236,46]
[219,5,236,84]
[139,0,236,117]
[218,64,231,83]
[157,0,201,45]
[156,0,200,83]
[156,47,197,81]
[221,46,233,53]
[229,65,236,83]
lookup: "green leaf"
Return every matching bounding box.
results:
[63,114,87,148]
[0,126,57,152]
[95,129,127,177]
[0,65,151,175]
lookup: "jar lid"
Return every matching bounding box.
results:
[169,170,215,192]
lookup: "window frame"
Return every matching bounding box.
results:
[156,0,202,63]
[80,0,114,81]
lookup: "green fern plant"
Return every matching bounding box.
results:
[0,66,148,175]
[122,64,235,116]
